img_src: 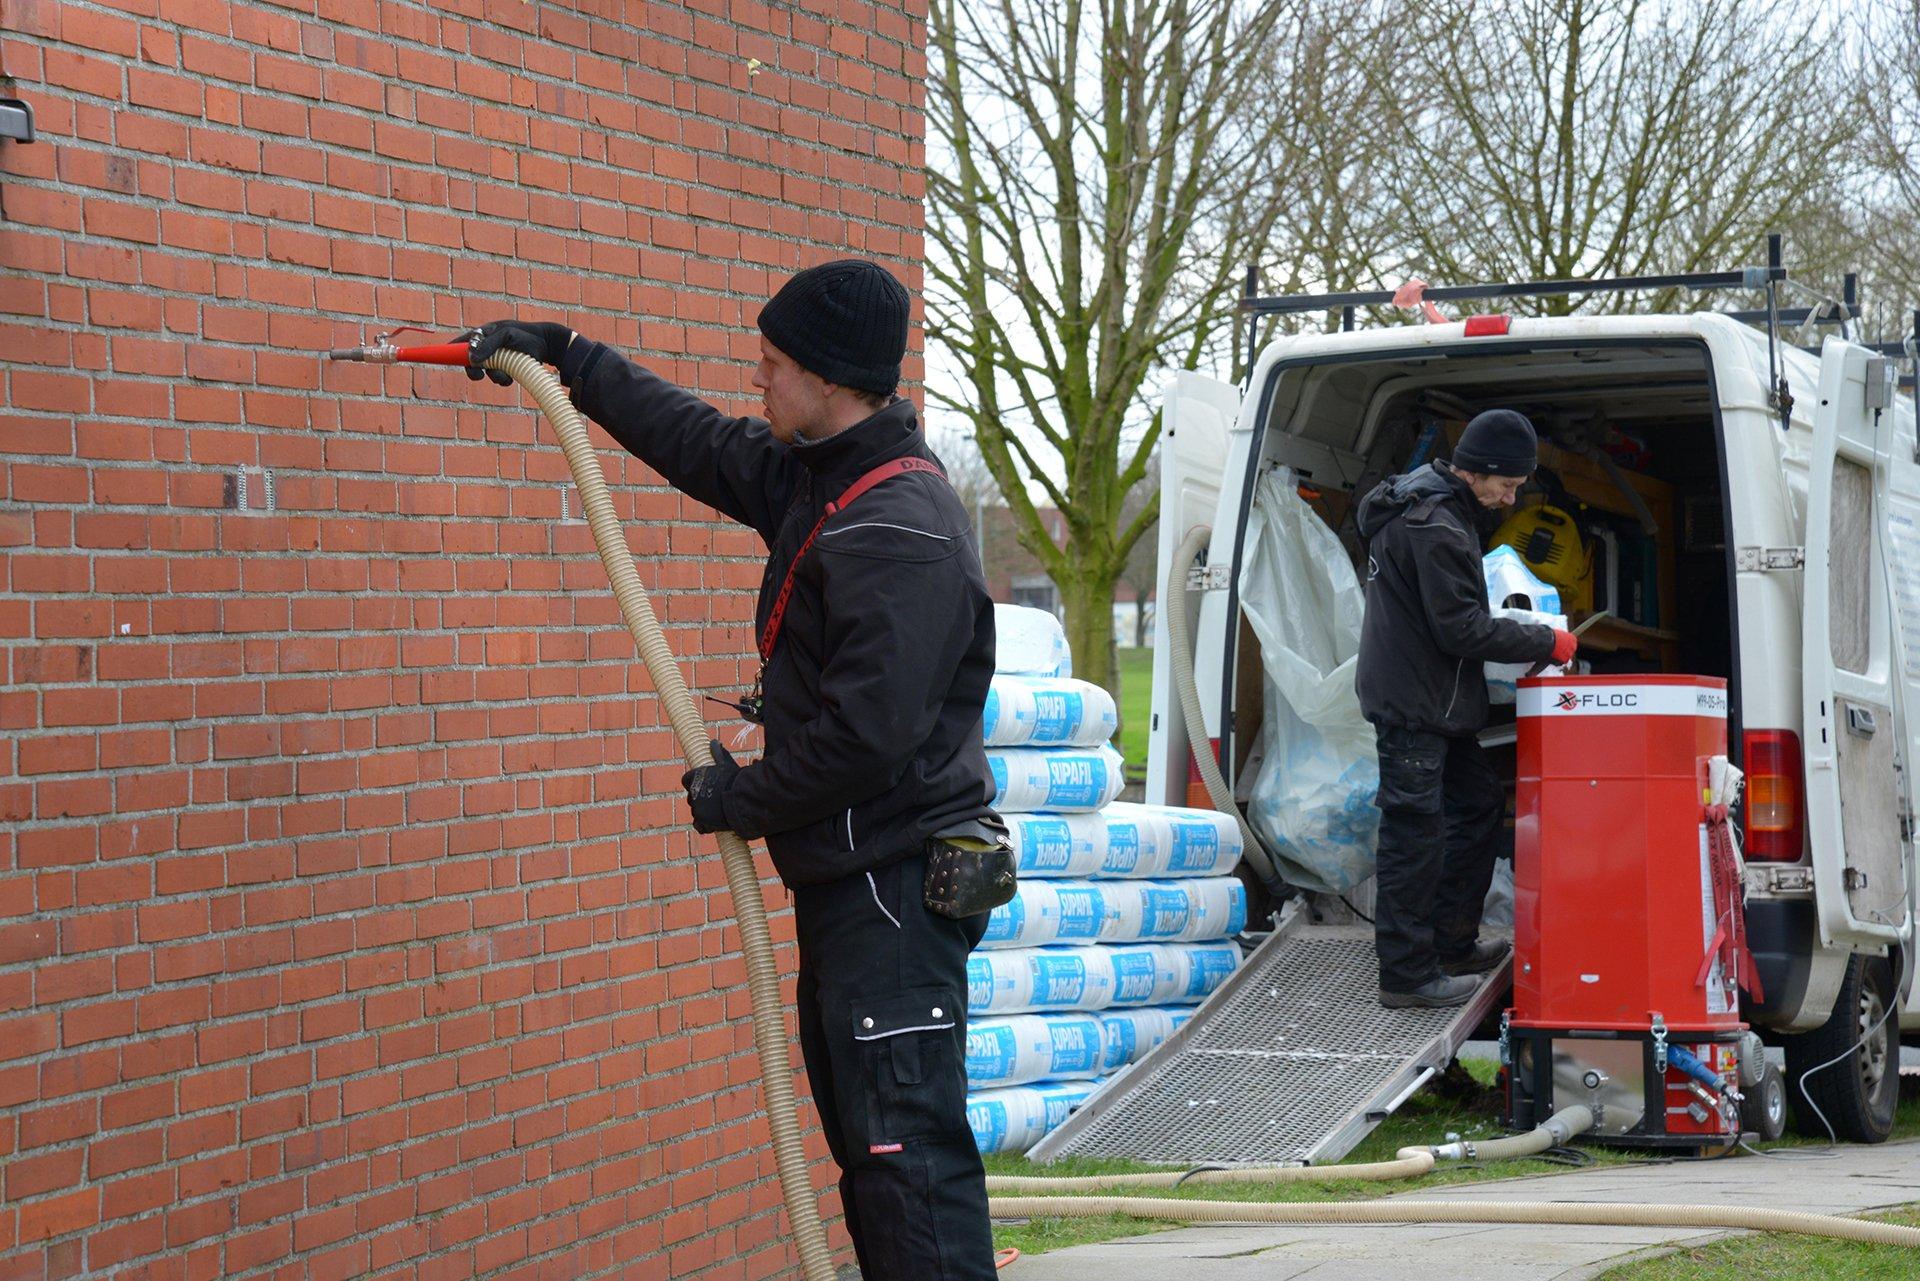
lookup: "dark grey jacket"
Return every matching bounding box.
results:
[562,340,999,887]
[1354,463,1555,735]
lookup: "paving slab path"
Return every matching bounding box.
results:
[1002,1139,1920,1281]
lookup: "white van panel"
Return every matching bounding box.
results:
[1146,372,1241,807]
[1802,339,1913,949]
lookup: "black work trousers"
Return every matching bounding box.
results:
[1372,726,1507,991]
[792,847,996,1280]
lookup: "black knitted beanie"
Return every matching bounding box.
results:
[756,259,910,394]
[1452,408,1538,477]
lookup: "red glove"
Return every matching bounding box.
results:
[1550,629,1579,666]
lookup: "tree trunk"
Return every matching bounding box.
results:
[1059,570,1119,708]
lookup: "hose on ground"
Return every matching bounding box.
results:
[982,1106,1587,1195]
[489,350,837,1281]
[1164,523,1283,893]
[991,1079,1917,1248]
[985,1194,1920,1249]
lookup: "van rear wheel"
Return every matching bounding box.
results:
[1782,953,1898,1143]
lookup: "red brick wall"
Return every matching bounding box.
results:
[0,2,925,1276]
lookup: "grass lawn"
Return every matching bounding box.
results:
[992,1061,1920,1263]
[1115,646,1154,780]
[1598,1203,1920,1280]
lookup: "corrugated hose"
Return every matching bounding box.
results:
[485,350,837,1281]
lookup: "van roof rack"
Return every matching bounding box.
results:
[1237,236,1920,410]
[1240,234,1789,325]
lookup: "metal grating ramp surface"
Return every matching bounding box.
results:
[1028,920,1508,1166]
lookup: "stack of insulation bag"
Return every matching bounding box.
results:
[966,605,1247,1155]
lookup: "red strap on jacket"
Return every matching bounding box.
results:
[758,455,948,662]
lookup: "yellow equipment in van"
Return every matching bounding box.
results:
[1493,503,1595,613]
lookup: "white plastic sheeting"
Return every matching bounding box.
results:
[1238,468,1379,892]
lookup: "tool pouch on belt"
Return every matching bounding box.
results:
[923,835,1017,920]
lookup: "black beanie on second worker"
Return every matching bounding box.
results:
[757,259,910,394]
[1452,408,1538,477]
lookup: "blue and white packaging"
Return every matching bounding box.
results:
[1098,1006,1195,1072]
[1100,942,1241,1008]
[965,1013,1106,1089]
[965,1079,1100,1154]
[1009,805,1243,879]
[993,604,1073,678]
[983,675,1119,748]
[979,881,1063,949]
[1006,812,1108,878]
[986,745,1126,813]
[967,945,1117,1014]
[1483,546,1568,703]
[1104,878,1247,942]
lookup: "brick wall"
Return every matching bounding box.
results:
[0,1,925,1276]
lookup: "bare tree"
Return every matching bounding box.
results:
[1361,0,1860,315]
[1118,454,1160,649]
[925,0,1295,698]
[1849,0,1920,341]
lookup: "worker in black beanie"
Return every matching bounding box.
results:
[1353,407,1578,1009]
[463,261,1010,1280]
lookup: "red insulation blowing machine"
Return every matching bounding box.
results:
[1503,674,1762,1150]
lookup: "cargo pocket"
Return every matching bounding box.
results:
[1375,733,1445,816]
[852,986,963,1147]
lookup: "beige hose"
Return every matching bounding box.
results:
[985,1195,1920,1248]
[982,1105,1586,1195]
[488,350,836,1281]
[987,1101,1920,1248]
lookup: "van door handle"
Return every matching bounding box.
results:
[1845,705,1877,738]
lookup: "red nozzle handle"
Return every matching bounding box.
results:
[394,342,472,366]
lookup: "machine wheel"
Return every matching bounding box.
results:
[1740,1059,1787,1142]
[1783,953,1899,1142]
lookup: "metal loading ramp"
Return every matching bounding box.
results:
[1028,918,1511,1165]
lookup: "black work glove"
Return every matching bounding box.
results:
[464,320,576,386]
[681,740,741,835]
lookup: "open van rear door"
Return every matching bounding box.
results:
[1146,372,1240,807]
[1802,338,1913,948]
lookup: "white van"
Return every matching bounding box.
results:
[1147,298,1918,1142]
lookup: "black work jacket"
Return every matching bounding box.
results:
[1354,463,1556,735]
[564,340,999,887]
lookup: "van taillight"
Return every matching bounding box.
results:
[1463,314,1512,337]
[1743,729,1804,861]
[1185,739,1220,808]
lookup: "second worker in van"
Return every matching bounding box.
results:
[1355,409,1578,1008]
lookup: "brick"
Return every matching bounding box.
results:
[0,7,915,1277]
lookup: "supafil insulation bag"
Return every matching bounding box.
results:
[980,878,1248,949]
[965,1079,1100,1155]
[1005,803,1243,878]
[968,942,1241,1015]
[983,674,1119,747]
[1094,802,1243,877]
[986,744,1126,813]
[965,1012,1107,1089]
[993,603,1073,678]
[1098,1005,1195,1072]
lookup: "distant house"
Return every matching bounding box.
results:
[974,504,1155,646]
